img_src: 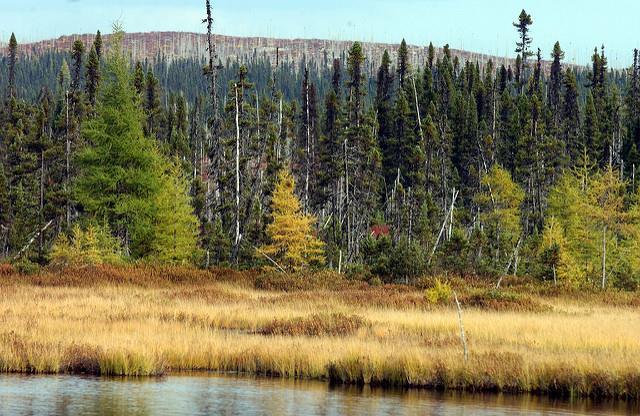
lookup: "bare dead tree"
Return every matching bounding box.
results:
[203,0,222,221]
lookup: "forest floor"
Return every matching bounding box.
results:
[0,265,639,399]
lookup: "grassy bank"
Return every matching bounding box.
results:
[0,265,639,399]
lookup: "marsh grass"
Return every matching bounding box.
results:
[258,313,367,337]
[0,266,639,399]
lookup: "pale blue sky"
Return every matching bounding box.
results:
[2,0,639,67]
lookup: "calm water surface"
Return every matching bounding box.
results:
[0,373,637,415]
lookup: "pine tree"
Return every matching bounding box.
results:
[260,168,324,271]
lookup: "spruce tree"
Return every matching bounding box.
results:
[397,39,410,90]
[94,30,103,61]
[7,33,18,99]
[583,91,601,163]
[561,69,581,163]
[85,46,100,109]
[376,50,395,186]
[133,62,145,95]
[70,40,85,118]
[513,9,533,91]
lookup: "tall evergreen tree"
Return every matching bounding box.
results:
[85,46,100,110]
[513,9,533,91]
[7,33,18,99]
[397,39,410,90]
[75,29,196,260]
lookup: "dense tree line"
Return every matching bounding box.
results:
[2,9,640,289]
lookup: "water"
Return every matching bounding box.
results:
[0,373,637,415]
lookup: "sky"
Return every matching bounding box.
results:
[2,0,640,67]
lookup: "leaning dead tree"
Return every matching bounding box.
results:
[453,290,469,362]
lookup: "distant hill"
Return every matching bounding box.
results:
[1,31,561,72]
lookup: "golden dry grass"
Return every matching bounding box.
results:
[0,266,639,399]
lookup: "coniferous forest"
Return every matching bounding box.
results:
[3,7,640,291]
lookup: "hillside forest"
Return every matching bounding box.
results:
[2,7,640,290]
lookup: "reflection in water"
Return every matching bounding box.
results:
[0,373,637,416]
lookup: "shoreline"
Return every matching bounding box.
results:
[1,265,639,400]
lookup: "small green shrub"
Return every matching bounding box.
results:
[369,276,383,287]
[425,279,453,304]
[49,223,124,267]
[13,259,40,275]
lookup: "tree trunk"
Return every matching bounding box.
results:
[65,90,70,227]
[602,225,607,289]
[234,84,241,251]
[305,77,311,213]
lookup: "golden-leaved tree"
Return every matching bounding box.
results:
[260,169,324,271]
[546,167,640,288]
[475,165,524,271]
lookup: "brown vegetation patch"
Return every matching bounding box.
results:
[260,285,430,309]
[258,313,367,337]
[0,264,15,276]
[460,289,551,312]
[254,271,349,291]
[336,286,429,309]
[62,343,102,374]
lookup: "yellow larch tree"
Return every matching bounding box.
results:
[260,168,324,271]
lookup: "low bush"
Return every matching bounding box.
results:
[0,263,15,276]
[425,279,453,304]
[49,223,123,268]
[13,259,40,275]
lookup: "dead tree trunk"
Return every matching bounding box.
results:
[234,84,241,254]
[602,225,607,289]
